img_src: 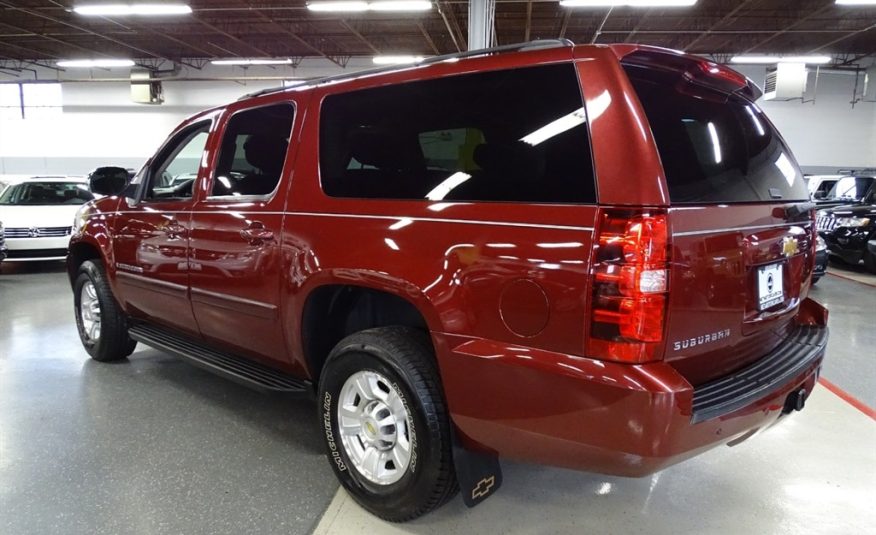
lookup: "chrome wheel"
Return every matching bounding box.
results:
[337,370,412,486]
[79,281,101,342]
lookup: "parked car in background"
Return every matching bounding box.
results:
[815,175,875,207]
[806,175,842,200]
[817,201,876,273]
[0,221,7,264]
[0,176,94,261]
[813,235,828,282]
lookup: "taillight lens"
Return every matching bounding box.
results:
[588,210,670,363]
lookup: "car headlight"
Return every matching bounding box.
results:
[816,235,827,251]
[835,217,871,228]
[73,205,91,233]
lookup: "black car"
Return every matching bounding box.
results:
[813,234,828,283]
[814,175,875,208]
[817,202,876,273]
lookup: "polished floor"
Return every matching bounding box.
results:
[1,261,874,535]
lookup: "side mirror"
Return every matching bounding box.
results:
[88,166,130,196]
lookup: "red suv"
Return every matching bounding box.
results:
[69,40,828,521]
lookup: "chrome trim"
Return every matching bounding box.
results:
[112,210,594,232]
[673,222,812,237]
[116,271,187,294]
[190,287,277,311]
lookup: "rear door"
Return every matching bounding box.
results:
[622,55,815,385]
[188,100,299,366]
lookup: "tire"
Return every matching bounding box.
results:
[864,251,876,274]
[318,326,458,522]
[811,276,821,284]
[73,260,137,362]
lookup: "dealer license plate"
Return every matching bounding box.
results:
[757,262,784,310]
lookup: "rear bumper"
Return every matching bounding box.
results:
[435,303,828,477]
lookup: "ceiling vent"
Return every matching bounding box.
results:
[763,62,807,101]
[130,69,164,105]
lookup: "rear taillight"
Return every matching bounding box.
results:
[587,209,670,364]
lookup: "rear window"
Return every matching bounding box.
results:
[0,182,93,205]
[319,63,596,204]
[623,63,809,204]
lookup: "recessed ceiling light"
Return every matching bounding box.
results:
[74,3,192,16]
[731,55,832,65]
[559,0,697,7]
[57,59,136,68]
[210,58,294,66]
[307,1,432,11]
[835,0,876,5]
[372,55,425,65]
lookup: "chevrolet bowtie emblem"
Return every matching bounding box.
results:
[782,237,799,258]
[472,476,496,500]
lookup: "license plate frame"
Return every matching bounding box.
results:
[757,262,784,310]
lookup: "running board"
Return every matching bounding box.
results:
[128,323,311,395]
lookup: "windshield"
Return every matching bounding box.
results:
[0,182,94,205]
[825,176,874,202]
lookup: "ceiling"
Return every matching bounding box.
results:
[0,0,875,69]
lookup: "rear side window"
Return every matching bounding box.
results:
[623,63,809,204]
[319,64,596,203]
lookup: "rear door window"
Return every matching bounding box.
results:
[623,63,809,204]
[319,63,596,204]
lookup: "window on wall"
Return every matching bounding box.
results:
[319,64,596,204]
[0,83,63,119]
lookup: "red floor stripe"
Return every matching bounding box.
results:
[826,271,876,289]
[818,378,876,421]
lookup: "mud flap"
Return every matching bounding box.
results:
[451,426,503,507]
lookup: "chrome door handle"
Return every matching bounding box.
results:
[240,222,274,245]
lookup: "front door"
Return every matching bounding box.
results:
[188,101,298,364]
[112,120,213,335]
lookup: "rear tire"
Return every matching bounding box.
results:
[317,327,458,522]
[74,260,137,362]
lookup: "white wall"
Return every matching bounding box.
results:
[735,65,876,172]
[1,59,874,176]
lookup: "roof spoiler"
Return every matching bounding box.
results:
[613,45,763,102]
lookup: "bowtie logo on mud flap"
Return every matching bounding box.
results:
[472,476,496,500]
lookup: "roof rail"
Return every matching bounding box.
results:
[239,39,575,101]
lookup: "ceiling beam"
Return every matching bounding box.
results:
[591,7,612,44]
[807,22,876,54]
[622,8,651,43]
[191,16,274,57]
[417,22,440,55]
[558,10,572,40]
[0,1,165,59]
[740,4,835,54]
[339,20,380,55]
[524,0,533,42]
[683,0,755,51]
[0,21,112,58]
[0,40,62,59]
[439,2,466,51]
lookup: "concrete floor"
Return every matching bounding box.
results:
[1,261,874,534]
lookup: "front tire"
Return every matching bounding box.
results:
[74,260,137,362]
[318,327,458,522]
[864,250,876,274]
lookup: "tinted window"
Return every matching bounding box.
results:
[145,123,210,201]
[211,103,295,197]
[623,63,809,204]
[319,64,596,203]
[826,176,874,202]
[0,182,93,205]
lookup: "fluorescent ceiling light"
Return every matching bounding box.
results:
[560,0,697,7]
[835,1,876,5]
[307,1,431,11]
[74,3,192,16]
[373,55,425,65]
[731,55,831,65]
[57,59,135,68]
[370,1,432,10]
[211,58,294,65]
[307,1,369,11]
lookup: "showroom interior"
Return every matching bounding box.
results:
[0,0,874,533]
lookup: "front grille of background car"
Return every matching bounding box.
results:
[5,248,68,259]
[5,226,72,238]
[816,215,837,232]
